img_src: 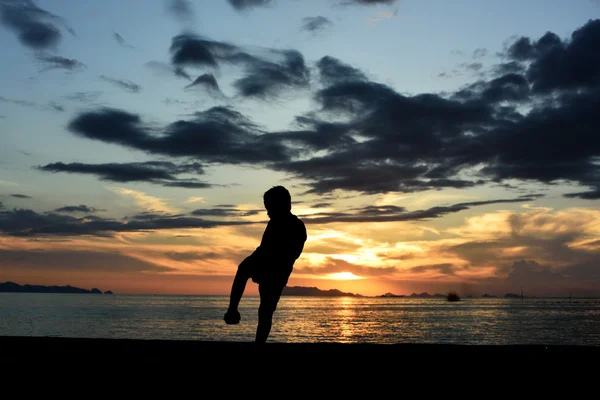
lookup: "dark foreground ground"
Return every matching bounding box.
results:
[3,335,599,361]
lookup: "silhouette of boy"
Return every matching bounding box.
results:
[224,185,307,343]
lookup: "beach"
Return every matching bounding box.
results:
[3,335,598,362]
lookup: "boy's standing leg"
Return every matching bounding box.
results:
[255,282,285,343]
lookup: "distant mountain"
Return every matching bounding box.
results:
[408,292,447,298]
[282,286,362,297]
[0,282,111,294]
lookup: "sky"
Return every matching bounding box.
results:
[1,0,600,297]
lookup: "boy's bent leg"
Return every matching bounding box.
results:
[255,282,285,343]
[224,256,254,324]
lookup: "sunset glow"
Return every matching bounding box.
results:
[1,0,599,299]
[327,272,365,281]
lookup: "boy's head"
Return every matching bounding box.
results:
[263,185,291,218]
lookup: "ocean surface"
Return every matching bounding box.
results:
[1,293,599,345]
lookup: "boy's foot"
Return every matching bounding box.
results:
[224,309,241,325]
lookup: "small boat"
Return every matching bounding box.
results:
[447,292,461,302]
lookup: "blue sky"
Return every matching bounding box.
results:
[1,0,600,296]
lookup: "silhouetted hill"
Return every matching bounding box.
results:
[0,282,111,294]
[409,292,446,298]
[282,286,362,297]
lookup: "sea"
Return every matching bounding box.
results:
[1,293,599,346]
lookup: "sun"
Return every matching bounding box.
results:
[327,272,364,280]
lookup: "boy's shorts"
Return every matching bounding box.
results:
[238,254,289,314]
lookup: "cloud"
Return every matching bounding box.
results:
[316,56,367,85]
[38,161,211,189]
[55,205,102,213]
[0,206,258,237]
[113,32,134,49]
[1,94,64,112]
[473,48,488,58]
[169,33,310,98]
[184,73,224,97]
[301,16,333,33]
[145,61,191,80]
[164,251,223,262]
[503,20,600,92]
[311,202,332,208]
[0,0,73,50]
[109,187,179,214]
[228,0,272,11]
[0,248,174,272]
[0,95,36,108]
[441,207,600,295]
[10,194,31,198]
[184,196,206,204]
[48,102,64,112]
[191,207,262,217]
[62,91,103,103]
[165,0,194,23]
[100,75,142,93]
[66,106,293,164]
[301,197,539,224]
[35,52,86,72]
[295,257,398,277]
[60,20,600,199]
[366,9,398,24]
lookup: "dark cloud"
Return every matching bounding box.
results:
[100,75,142,93]
[228,0,272,11]
[1,95,63,112]
[316,56,367,85]
[301,197,537,224]
[0,95,36,108]
[169,33,310,98]
[301,16,333,33]
[411,263,456,275]
[311,202,332,208]
[504,20,600,93]
[473,48,488,58]
[59,20,600,199]
[164,251,222,262]
[453,73,530,104]
[38,161,212,189]
[145,61,192,80]
[48,102,64,112]
[55,205,102,213]
[66,106,293,164]
[165,0,194,22]
[62,91,103,103]
[0,207,258,237]
[564,187,600,200]
[461,62,483,72]
[492,61,526,76]
[185,73,223,97]
[35,52,86,72]
[113,32,134,49]
[10,194,31,198]
[295,257,398,277]
[0,249,174,272]
[0,0,72,50]
[191,207,261,217]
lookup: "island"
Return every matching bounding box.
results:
[282,286,362,297]
[0,282,113,294]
